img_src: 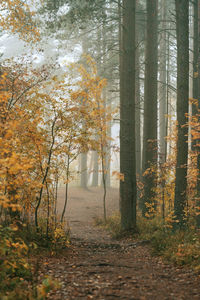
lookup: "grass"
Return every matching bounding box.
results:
[95,213,200,271]
[94,213,122,238]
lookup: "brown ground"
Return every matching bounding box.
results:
[56,187,119,241]
[38,187,200,300]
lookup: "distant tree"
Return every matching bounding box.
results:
[91,150,99,186]
[80,152,88,188]
[41,0,117,190]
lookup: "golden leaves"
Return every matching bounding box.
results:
[0,54,114,237]
[0,0,40,42]
[112,171,124,182]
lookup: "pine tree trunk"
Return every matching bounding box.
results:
[120,0,137,231]
[194,0,200,227]
[135,21,142,178]
[105,118,111,188]
[193,0,198,107]
[118,0,123,212]
[142,0,158,217]
[159,0,167,164]
[174,0,189,228]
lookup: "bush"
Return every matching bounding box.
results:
[163,230,200,267]
[0,224,61,299]
[0,225,33,299]
[139,218,200,269]
[19,218,70,254]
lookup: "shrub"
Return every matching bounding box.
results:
[0,224,60,299]
[0,225,33,299]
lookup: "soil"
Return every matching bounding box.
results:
[38,187,200,300]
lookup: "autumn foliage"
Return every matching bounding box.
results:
[0,0,39,41]
[1,1,200,298]
[0,52,113,297]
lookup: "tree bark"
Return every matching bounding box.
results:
[120,0,137,231]
[80,152,88,188]
[174,0,189,228]
[105,117,111,188]
[159,0,167,163]
[193,0,200,227]
[91,150,99,186]
[135,11,142,178]
[142,0,158,217]
[193,0,198,108]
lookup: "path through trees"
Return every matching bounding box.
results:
[36,187,200,299]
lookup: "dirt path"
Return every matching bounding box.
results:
[39,187,200,299]
[56,187,119,241]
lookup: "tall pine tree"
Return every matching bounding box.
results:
[174,0,189,227]
[120,0,137,230]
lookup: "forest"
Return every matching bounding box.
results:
[0,0,200,299]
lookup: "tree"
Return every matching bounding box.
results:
[120,0,137,230]
[159,0,168,164]
[174,0,189,227]
[41,0,117,190]
[91,149,99,186]
[0,0,39,42]
[142,0,158,217]
[193,0,198,108]
[192,0,200,227]
[135,0,145,179]
[80,153,88,188]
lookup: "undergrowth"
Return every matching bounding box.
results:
[21,221,71,255]
[0,220,70,299]
[95,213,200,271]
[94,213,122,238]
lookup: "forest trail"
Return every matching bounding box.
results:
[38,187,200,299]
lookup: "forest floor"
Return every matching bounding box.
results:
[37,187,200,299]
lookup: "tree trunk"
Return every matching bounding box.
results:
[118,0,123,212]
[174,0,189,228]
[91,150,99,186]
[120,0,137,231]
[142,0,158,217]
[159,0,167,164]
[105,117,111,188]
[102,14,111,189]
[193,0,200,227]
[193,0,198,108]
[135,15,142,178]
[80,152,87,188]
[61,155,70,223]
